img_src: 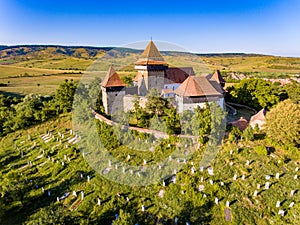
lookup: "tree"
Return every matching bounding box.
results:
[54,80,77,113]
[243,126,254,141]
[227,78,285,110]
[113,209,134,225]
[228,126,242,143]
[26,204,71,225]
[284,81,300,104]
[265,99,300,149]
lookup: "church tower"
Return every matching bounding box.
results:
[134,40,168,96]
[101,66,126,115]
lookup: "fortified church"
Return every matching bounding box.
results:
[101,40,225,115]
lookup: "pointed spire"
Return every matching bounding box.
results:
[101,66,126,88]
[212,70,225,86]
[140,40,164,61]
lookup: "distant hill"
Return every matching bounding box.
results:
[1,44,300,96]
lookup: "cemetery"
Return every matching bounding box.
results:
[0,111,299,224]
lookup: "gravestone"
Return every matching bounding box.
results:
[163,181,166,187]
[289,202,295,208]
[276,173,280,179]
[276,201,280,208]
[198,185,205,192]
[265,175,271,180]
[97,198,101,205]
[294,175,298,180]
[87,175,90,183]
[141,205,145,212]
[41,187,44,192]
[290,190,295,197]
[226,201,230,207]
[172,176,176,184]
[81,191,84,200]
[257,184,261,189]
[48,190,51,196]
[207,167,214,175]
[265,182,270,190]
[246,160,250,166]
[174,217,178,224]
[220,182,224,186]
[253,190,258,197]
[229,161,234,166]
[209,180,214,185]
[215,197,219,205]
[191,167,195,174]
[233,174,237,180]
[278,209,285,216]
[242,175,245,180]
[73,191,77,197]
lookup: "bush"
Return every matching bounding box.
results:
[255,146,268,155]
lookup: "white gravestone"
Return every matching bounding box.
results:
[289,202,295,208]
[265,182,270,190]
[226,201,230,207]
[276,201,280,208]
[233,174,237,180]
[207,167,214,175]
[215,197,219,205]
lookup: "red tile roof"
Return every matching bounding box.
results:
[230,117,249,131]
[140,40,164,60]
[175,76,224,97]
[165,67,193,84]
[101,66,126,88]
[250,109,266,123]
[135,40,166,65]
[205,70,225,85]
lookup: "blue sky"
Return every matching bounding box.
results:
[1,0,300,56]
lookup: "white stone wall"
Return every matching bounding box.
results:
[176,95,225,113]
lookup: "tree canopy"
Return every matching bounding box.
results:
[265,99,300,149]
[226,78,286,110]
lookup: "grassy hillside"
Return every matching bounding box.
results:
[0,114,299,224]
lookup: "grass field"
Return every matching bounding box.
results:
[1,114,299,224]
[1,46,300,96]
